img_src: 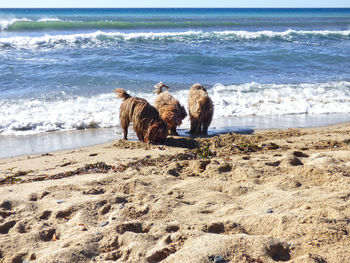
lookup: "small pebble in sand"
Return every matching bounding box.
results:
[209,255,226,263]
[99,221,109,227]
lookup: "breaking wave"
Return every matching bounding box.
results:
[1,29,349,50]
[1,81,350,135]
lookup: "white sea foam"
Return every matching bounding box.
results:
[0,17,61,31]
[37,18,63,22]
[0,93,120,136]
[214,29,350,39]
[0,18,32,30]
[1,81,350,136]
[0,29,349,50]
[209,81,350,117]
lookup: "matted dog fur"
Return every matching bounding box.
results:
[188,83,214,135]
[115,88,168,144]
[153,82,187,136]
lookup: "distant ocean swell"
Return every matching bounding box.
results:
[1,19,243,31]
[1,81,350,136]
[2,18,348,32]
[1,29,350,50]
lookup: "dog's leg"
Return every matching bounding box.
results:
[202,122,209,135]
[134,120,145,142]
[121,119,129,140]
[197,123,203,135]
[170,125,179,136]
[189,117,199,134]
[202,113,213,136]
[136,131,145,142]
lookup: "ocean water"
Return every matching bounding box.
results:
[1,8,350,156]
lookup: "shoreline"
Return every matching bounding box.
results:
[1,113,350,159]
[1,121,350,262]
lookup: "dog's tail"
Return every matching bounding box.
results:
[114,88,131,100]
[154,82,170,95]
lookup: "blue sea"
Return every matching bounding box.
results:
[1,8,350,157]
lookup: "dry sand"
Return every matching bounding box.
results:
[1,123,350,263]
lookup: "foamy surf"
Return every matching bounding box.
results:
[1,29,350,50]
[0,18,32,31]
[210,81,350,116]
[37,18,63,22]
[1,81,350,136]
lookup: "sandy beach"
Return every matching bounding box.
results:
[1,122,350,262]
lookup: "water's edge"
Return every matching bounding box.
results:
[1,113,350,159]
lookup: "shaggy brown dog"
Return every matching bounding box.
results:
[188,83,214,135]
[153,82,187,136]
[115,88,168,144]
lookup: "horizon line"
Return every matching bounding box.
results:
[1,7,350,9]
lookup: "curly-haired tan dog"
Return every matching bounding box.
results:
[188,83,214,135]
[153,82,187,136]
[115,88,168,144]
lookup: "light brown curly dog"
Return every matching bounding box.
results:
[153,82,187,136]
[188,83,214,135]
[115,88,168,144]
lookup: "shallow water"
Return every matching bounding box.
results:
[1,113,350,159]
